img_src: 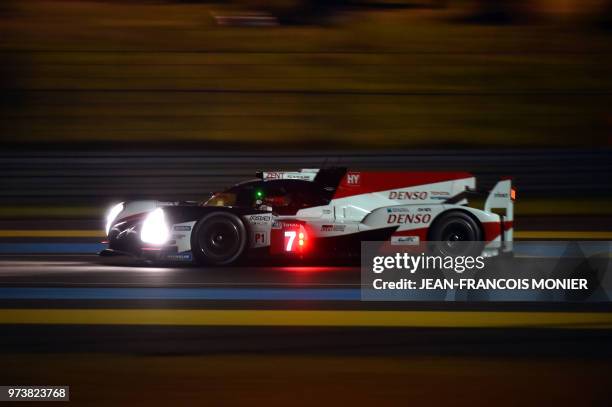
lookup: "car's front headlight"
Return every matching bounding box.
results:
[105,202,124,235]
[140,208,169,245]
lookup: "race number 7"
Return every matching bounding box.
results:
[284,231,296,251]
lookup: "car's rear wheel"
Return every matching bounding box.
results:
[191,212,247,266]
[428,211,483,256]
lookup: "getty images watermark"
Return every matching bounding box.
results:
[361,241,612,302]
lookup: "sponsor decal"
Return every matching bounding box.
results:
[321,224,346,232]
[323,209,332,215]
[272,220,282,229]
[282,222,302,229]
[285,174,314,180]
[387,213,432,224]
[346,172,361,186]
[494,192,509,198]
[387,207,430,214]
[248,215,271,224]
[165,252,192,261]
[264,172,282,179]
[390,236,420,245]
[173,225,192,231]
[389,191,428,200]
[172,234,186,239]
[263,172,315,181]
[387,207,412,213]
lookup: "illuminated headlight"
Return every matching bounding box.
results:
[140,208,169,245]
[105,202,124,235]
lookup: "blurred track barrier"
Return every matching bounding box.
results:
[0,230,104,237]
[0,243,105,254]
[0,150,609,206]
[0,309,611,328]
[0,206,100,219]
[0,287,359,301]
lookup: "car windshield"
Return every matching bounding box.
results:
[202,179,330,215]
[203,192,238,207]
[202,181,262,208]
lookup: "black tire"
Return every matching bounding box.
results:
[191,212,248,266]
[428,211,483,256]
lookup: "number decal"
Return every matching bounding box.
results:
[284,231,296,251]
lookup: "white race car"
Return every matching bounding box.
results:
[101,168,514,265]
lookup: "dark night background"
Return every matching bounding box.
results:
[0,2,611,406]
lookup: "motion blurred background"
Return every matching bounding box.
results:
[1,3,612,405]
[0,0,611,215]
[1,0,612,149]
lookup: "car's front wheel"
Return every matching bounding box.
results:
[191,212,247,266]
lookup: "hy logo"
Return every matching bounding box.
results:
[346,172,361,186]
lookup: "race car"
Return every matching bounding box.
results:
[101,167,514,265]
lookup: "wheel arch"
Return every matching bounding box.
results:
[190,208,252,265]
[196,207,254,245]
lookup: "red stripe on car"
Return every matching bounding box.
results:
[333,172,473,199]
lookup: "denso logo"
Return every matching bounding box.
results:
[388,191,428,200]
[346,172,360,185]
[387,213,432,224]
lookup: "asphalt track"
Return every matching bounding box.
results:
[1,224,611,405]
[1,252,611,330]
[0,214,610,318]
[1,252,612,406]
[2,231,610,392]
[1,253,612,355]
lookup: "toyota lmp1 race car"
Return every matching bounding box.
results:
[101,168,515,265]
